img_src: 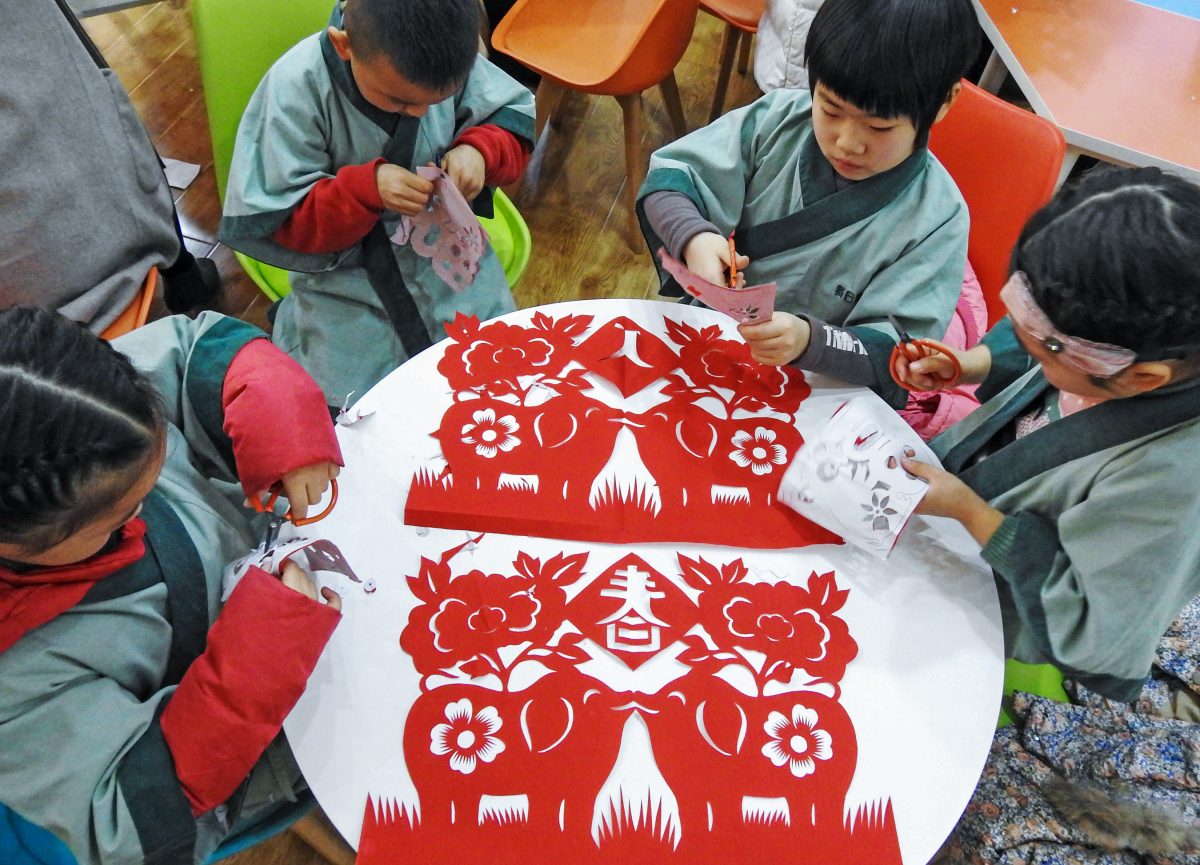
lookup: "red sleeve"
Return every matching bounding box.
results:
[451,124,532,187]
[159,567,340,815]
[222,338,343,498]
[271,158,386,253]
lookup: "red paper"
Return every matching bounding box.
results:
[405,311,842,549]
[355,540,901,864]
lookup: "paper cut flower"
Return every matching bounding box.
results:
[430,698,506,775]
[728,427,788,475]
[429,572,545,657]
[861,491,898,532]
[721,589,830,664]
[461,322,555,380]
[761,704,832,778]
[461,407,521,458]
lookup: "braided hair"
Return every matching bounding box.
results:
[0,307,163,552]
[1013,166,1200,355]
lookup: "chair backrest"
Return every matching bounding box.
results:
[192,0,334,200]
[492,0,699,94]
[928,80,1065,326]
[100,266,158,341]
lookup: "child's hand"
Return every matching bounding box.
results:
[737,312,812,365]
[376,163,434,215]
[441,144,487,201]
[280,561,342,611]
[894,343,991,390]
[278,461,341,520]
[902,458,1004,546]
[683,232,750,287]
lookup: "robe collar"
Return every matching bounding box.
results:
[0,517,147,654]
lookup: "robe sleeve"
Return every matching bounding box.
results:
[113,313,342,494]
[450,55,536,154]
[160,567,340,814]
[981,439,1200,700]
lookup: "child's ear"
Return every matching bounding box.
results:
[1118,361,1175,394]
[932,82,964,125]
[327,26,352,61]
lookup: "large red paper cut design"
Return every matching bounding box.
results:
[356,540,903,865]
[406,312,842,549]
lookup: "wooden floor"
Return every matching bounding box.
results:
[80,3,760,862]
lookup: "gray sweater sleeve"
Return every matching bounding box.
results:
[792,316,908,406]
[642,191,722,259]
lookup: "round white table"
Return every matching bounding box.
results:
[284,300,1003,865]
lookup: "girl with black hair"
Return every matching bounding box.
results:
[0,309,343,863]
[896,166,1200,701]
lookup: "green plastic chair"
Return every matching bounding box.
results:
[998,659,1068,728]
[192,0,531,300]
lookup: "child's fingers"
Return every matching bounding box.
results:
[280,561,319,601]
[900,457,935,481]
[320,586,343,612]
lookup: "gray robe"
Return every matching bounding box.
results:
[0,0,179,332]
[932,320,1200,701]
[220,13,535,405]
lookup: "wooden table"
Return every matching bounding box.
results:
[973,0,1200,185]
[283,300,1004,865]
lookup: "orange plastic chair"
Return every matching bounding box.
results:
[928,80,1065,326]
[491,0,700,242]
[701,0,765,122]
[100,267,158,341]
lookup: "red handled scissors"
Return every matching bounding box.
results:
[252,479,339,551]
[887,315,962,392]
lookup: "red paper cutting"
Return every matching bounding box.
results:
[406,311,842,549]
[358,540,901,864]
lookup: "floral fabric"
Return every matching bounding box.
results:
[943,596,1200,864]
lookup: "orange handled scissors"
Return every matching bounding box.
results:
[727,233,739,288]
[887,315,962,392]
[253,478,339,551]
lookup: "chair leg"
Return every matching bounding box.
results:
[659,71,687,139]
[709,24,739,123]
[534,78,568,140]
[736,29,753,75]
[616,92,646,249]
[289,811,356,865]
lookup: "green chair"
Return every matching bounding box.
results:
[192,0,531,300]
[998,659,1068,728]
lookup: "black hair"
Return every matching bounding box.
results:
[0,307,163,552]
[805,0,981,136]
[1013,166,1200,355]
[343,0,481,91]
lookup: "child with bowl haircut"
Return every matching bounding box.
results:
[639,0,980,409]
[220,0,535,407]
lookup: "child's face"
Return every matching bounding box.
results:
[0,441,165,568]
[811,85,919,181]
[328,27,458,116]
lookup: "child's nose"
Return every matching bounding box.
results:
[837,129,866,155]
[401,103,430,118]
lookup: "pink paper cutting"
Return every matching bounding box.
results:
[657,249,777,323]
[391,166,485,292]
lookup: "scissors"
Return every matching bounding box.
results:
[253,479,339,552]
[727,232,740,289]
[887,315,962,392]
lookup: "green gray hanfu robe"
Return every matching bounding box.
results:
[219,15,535,405]
[933,320,1200,701]
[638,88,968,401]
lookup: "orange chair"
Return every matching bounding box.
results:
[928,81,1065,326]
[100,267,158,341]
[491,0,700,242]
[701,0,765,122]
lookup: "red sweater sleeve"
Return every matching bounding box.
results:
[222,338,344,498]
[271,158,386,254]
[452,124,532,187]
[160,567,340,815]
